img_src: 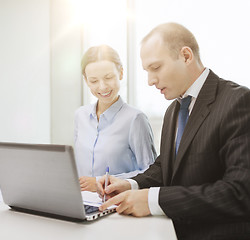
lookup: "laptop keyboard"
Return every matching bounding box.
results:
[84,204,100,214]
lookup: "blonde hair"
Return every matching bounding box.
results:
[81,45,123,79]
[142,22,201,63]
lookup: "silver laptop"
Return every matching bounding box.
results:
[0,142,115,221]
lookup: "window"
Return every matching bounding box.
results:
[71,0,127,104]
[133,0,250,117]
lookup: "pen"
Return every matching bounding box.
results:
[103,166,109,202]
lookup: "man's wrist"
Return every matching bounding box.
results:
[148,187,165,216]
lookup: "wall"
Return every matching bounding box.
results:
[0,0,50,143]
[0,0,83,146]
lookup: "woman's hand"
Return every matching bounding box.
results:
[79,176,97,192]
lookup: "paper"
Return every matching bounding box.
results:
[81,191,103,207]
[81,191,117,209]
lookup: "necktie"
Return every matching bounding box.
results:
[175,95,192,155]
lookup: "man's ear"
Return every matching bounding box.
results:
[180,46,193,64]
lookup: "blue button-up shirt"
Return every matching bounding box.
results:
[74,97,157,179]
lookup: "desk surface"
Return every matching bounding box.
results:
[0,203,177,240]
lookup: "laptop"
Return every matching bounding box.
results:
[0,142,116,221]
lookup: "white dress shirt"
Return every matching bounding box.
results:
[128,68,210,215]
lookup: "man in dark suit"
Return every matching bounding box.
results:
[98,22,250,239]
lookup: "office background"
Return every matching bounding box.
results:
[0,0,250,154]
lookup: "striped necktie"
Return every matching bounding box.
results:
[175,95,192,155]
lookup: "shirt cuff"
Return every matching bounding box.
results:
[126,179,139,190]
[148,187,166,216]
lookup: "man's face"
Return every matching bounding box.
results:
[140,34,190,100]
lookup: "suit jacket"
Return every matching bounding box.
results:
[133,70,250,240]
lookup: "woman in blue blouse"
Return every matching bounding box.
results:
[74,45,157,191]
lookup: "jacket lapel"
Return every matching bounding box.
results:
[161,100,179,185]
[172,71,219,179]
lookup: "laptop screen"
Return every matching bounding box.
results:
[0,142,86,220]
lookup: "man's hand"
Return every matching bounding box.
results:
[96,175,131,201]
[99,189,151,217]
[79,176,96,192]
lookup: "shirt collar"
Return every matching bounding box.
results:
[179,67,210,101]
[90,96,124,121]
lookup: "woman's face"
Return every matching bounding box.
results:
[85,60,122,106]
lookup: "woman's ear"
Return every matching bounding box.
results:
[83,75,88,85]
[119,67,123,80]
[180,46,193,64]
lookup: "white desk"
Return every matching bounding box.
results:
[0,203,177,240]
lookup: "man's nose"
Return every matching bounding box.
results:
[148,73,157,86]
